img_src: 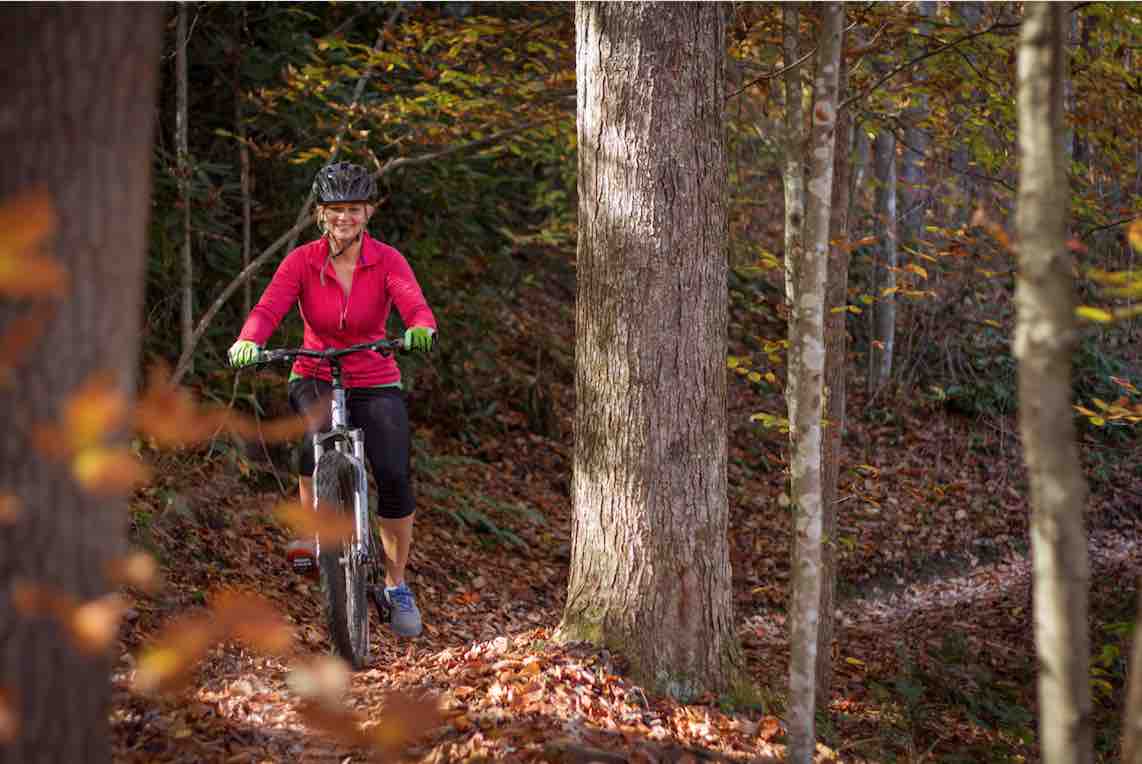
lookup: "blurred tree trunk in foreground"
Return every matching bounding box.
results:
[1014,4,1092,763]
[0,5,161,763]
[561,0,742,699]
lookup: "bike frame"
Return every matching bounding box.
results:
[311,360,372,569]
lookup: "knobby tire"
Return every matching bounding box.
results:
[315,449,369,669]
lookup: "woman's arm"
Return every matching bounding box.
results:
[237,249,305,344]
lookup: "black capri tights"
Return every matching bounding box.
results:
[288,378,415,519]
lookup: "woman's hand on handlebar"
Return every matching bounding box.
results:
[403,327,435,353]
[228,339,261,368]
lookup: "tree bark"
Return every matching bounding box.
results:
[561,1,741,700]
[787,4,843,761]
[1014,4,1093,763]
[0,5,161,762]
[868,129,897,395]
[781,5,806,314]
[177,1,193,375]
[817,25,851,711]
[1124,583,1142,763]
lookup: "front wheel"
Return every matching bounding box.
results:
[314,449,369,669]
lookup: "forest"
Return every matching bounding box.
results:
[0,2,1140,762]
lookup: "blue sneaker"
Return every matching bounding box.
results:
[384,583,422,637]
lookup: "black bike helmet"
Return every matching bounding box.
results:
[312,162,377,204]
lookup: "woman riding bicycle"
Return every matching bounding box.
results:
[228,161,436,638]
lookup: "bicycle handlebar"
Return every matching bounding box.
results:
[253,338,406,366]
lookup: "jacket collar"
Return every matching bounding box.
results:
[307,232,381,273]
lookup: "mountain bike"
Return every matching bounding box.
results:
[252,338,404,669]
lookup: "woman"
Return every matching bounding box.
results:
[228,162,436,638]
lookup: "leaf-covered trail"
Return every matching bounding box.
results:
[111,425,1140,762]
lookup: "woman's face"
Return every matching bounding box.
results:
[321,202,373,242]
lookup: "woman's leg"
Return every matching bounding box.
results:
[378,513,414,589]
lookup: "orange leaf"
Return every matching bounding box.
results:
[0,494,21,525]
[105,551,162,593]
[0,687,18,744]
[0,302,55,385]
[72,447,151,496]
[69,594,126,655]
[757,715,782,742]
[0,189,66,298]
[213,591,294,655]
[274,500,355,544]
[134,613,220,694]
[1128,218,1142,253]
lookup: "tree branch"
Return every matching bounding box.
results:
[840,20,1020,112]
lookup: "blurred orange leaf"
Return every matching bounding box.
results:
[0,687,17,744]
[287,656,351,706]
[105,551,162,593]
[0,494,21,525]
[135,364,306,447]
[134,613,218,694]
[275,500,355,544]
[10,581,126,655]
[72,446,152,495]
[1128,218,1142,253]
[212,590,294,655]
[69,594,127,654]
[0,303,55,386]
[0,189,66,298]
[298,691,442,753]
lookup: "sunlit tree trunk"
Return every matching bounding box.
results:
[561,1,741,699]
[0,5,161,762]
[1015,4,1093,763]
[818,25,851,710]
[868,129,897,394]
[787,4,843,761]
[781,5,806,314]
[176,1,193,375]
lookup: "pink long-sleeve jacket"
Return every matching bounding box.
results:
[238,233,437,387]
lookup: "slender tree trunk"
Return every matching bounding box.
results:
[235,8,252,316]
[561,1,741,699]
[868,129,896,394]
[950,1,983,226]
[176,2,193,375]
[0,5,161,762]
[787,5,843,761]
[1015,4,1093,763]
[899,2,934,259]
[817,28,851,711]
[781,5,806,313]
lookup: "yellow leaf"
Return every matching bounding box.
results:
[1128,218,1142,253]
[881,286,899,297]
[747,371,762,383]
[72,447,151,496]
[904,264,928,279]
[726,356,740,369]
[1075,306,1113,323]
[845,657,865,667]
[764,372,777,384]
[1089,416,1106,427]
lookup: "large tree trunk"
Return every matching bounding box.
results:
[787,5,843,761]
[0,5,161,763]
[868,129,897,394]
[561,1,741,699]
[1014,4,1093,763]
[817,25,851,711]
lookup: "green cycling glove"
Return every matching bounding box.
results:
[228,339,261,368]
[404,327,436,353]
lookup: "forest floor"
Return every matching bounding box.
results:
[110,281,1142,763]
